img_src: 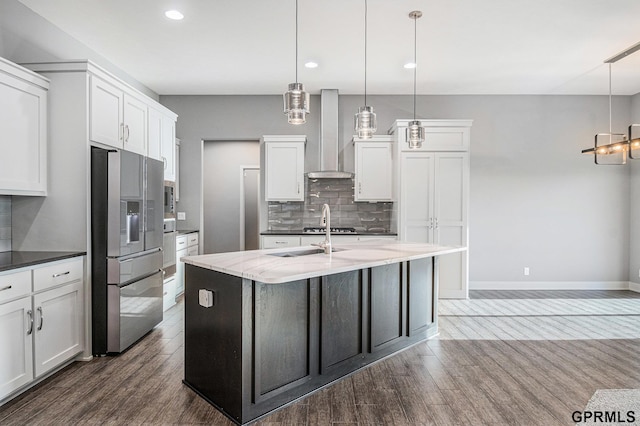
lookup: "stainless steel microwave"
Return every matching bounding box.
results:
[164,181,175,218]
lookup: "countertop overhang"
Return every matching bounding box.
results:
[182,240,465,284]
[0,251,86,273]
[260,230,397,236]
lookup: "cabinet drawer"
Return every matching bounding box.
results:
[187,233,199,247]
[187,246,198,256]
[262,236,301,249]
[176,235,188,250]
[0,270,31,304]
[33,257,83,293]
[163,278,176,312]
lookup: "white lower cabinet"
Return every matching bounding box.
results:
[0,296,33,399]
[175,231,199,297]
[0,257,85,402]
[163,277,176,312]
[32,281,83,377]
[175,248,187,297]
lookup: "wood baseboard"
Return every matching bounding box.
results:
[629,282,640,293]
[469,281,631,291]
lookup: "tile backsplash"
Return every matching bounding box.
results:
[0,196,11,252]
[267,178,392,232]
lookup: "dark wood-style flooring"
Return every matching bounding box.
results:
[1,291,640,425]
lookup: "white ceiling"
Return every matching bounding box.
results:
[17,0,640,96]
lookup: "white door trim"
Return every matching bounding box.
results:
[239,165,260,250]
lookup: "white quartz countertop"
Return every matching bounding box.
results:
[181,239,466,284]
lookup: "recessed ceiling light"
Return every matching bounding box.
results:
[404,62,417,69]
[305,61,319,69]
[165,10,184,20]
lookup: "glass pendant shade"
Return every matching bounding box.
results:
[354,0,377,138]
[283,82,310,125]
[406,120,425,149]
[355,106,377,139]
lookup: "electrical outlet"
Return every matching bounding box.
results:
[524,267,530,276]
[177,211,186,220]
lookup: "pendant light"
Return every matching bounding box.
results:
[581,63,628,164]
[283,0,309,125]
[407,10,424,149]
[354,0,377,139]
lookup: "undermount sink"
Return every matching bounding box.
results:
[268,247,346,258]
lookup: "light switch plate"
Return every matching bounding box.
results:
[177,211,186,220]
[198,289,214,308]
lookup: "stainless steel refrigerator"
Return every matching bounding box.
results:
[91,147,164,355]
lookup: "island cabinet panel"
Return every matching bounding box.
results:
[320,270,364,373]
[369,263,405,352]
[253,279,312,400]
[183,256,440,425]
[183,265,244,421]
[408,258,434,335]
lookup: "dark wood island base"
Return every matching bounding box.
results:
[183,257,439,425]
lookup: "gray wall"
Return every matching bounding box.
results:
[0,196,10,252]
[162,94,632,285]
[202,141,260,253]
[161,95,321,235]
[0,0,157,99]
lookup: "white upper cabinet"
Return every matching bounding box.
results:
[161,115,176,181]
[354,136,393,202]
[122,94,147,155]
[148,107,163,161]
[87,69,177,165]
[391,119,471,152]
[0,57,49,196]
[263,136,305,202]
[149,106,177,181]
[90,76,148,155]
[89,76,123,149]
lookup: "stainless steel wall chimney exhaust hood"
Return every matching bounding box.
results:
[307,89,354,179]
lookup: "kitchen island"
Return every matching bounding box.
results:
[181,240,464,425]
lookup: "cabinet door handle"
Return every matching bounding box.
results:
[120,123,125,141]
[124,124,130,142]
[163,157,167,170]
[275,241,287,245]
[37,307,44,331]
[297,182,300,194]
[52,271,70,278]
[27,310,33,335]
[0,285,12,292]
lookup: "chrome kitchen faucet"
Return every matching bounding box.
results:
[313,204,332,254]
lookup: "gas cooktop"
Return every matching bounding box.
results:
[303,227,357,234]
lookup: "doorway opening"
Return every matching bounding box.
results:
[202,140,259,253]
